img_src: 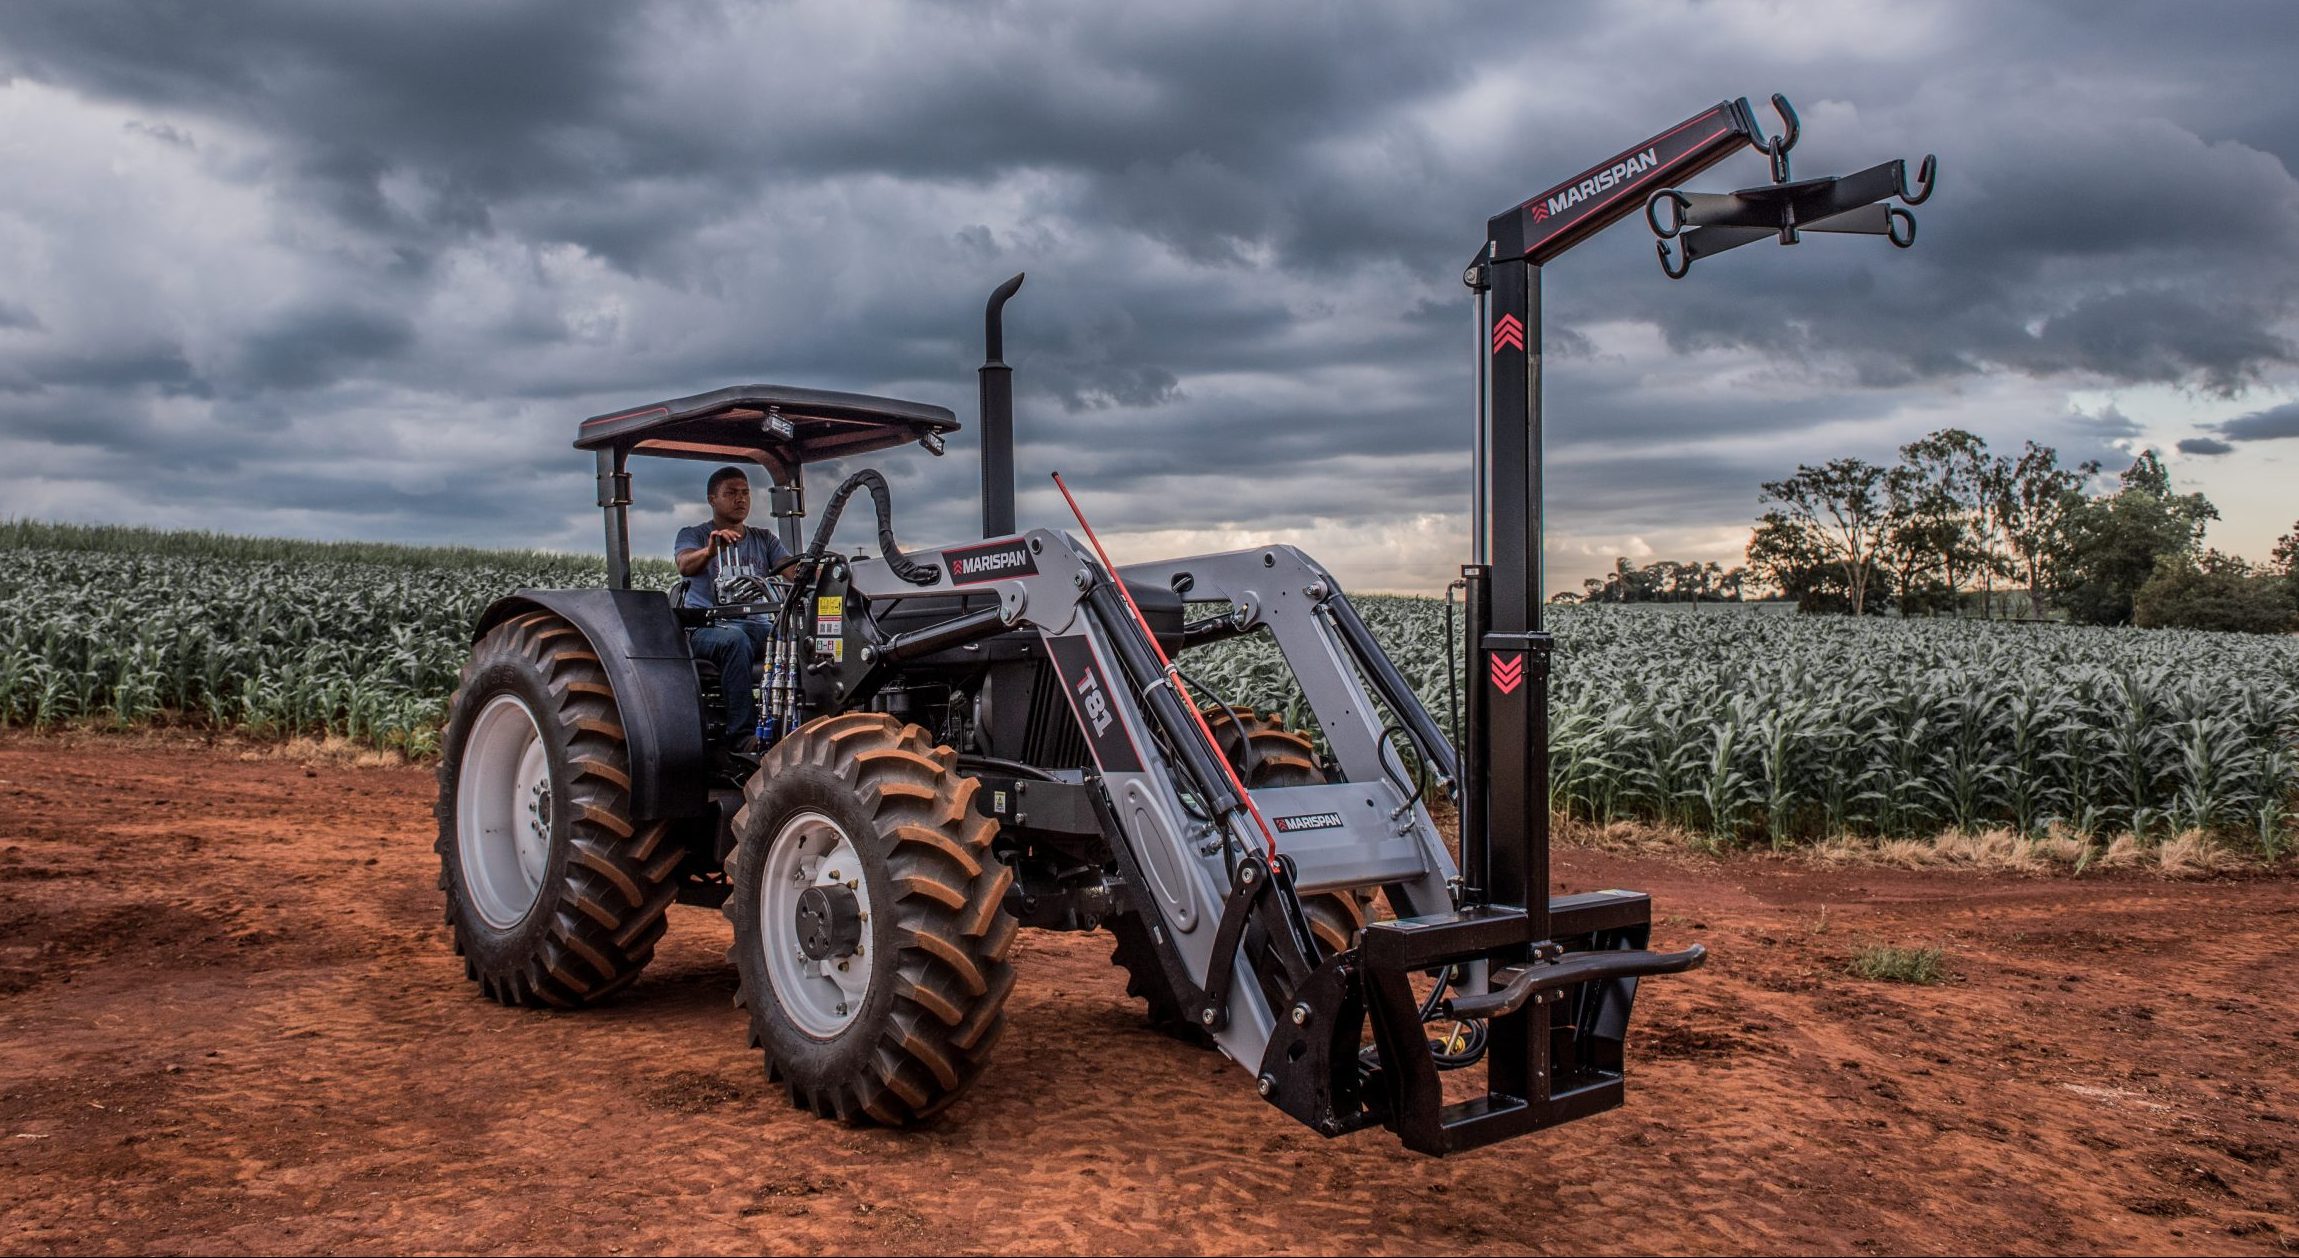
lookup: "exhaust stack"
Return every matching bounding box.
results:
[979,273,1024,538]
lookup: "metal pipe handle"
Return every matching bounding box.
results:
[1440,944,1707,1020]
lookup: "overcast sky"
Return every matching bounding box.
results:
[2,1,2295,596]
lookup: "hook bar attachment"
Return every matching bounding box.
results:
[1643,101,1937,278]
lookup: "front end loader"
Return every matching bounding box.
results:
[433,94,1933,1154]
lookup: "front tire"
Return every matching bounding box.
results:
[724,713,1018,1124]
[434,609,680,1007]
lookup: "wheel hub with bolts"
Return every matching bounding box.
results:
[759,809,876,1038]
[794,884,863,961]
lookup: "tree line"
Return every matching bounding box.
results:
[1562,430,2299,632]
[1574,558,1747,605]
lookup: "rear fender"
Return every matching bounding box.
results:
[474,589,712,820]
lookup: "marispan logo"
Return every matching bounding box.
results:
[1489,652,1525,695]
[944,538,1038,585]
[1491,315,1525,354]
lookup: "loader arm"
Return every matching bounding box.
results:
[841,528,1702,1154]
[1496,98,1759,266]
[839,529,1308,1069]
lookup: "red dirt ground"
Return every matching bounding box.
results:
[0,730,2293,1256]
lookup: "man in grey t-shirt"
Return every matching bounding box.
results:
[676,466,795,748]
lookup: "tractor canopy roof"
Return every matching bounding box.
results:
[575,384,959,478]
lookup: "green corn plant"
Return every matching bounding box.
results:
[1688,698,1755,844]
[1938,687,2008,833]
[2253,734,2294,858]
[1876,689,1943,837]
[1750,697,1808,849]
[2166,714,2253,835]
[1999,685,2072,835]
[2099,667,2164,838]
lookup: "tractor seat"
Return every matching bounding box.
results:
[688,653,766,690]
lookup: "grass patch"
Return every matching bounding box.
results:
[1848,944,1948,984]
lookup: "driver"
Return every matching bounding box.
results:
[676,466,796,752]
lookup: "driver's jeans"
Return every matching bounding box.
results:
[690,619,777,739]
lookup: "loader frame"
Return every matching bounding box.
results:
[1390,92,1932,1152]
[1422,98,1771,1150]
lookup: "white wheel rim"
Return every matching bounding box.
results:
[760,809,877,1039]
[456,693,553,929]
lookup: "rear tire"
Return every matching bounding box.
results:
[1206,705,1324,788]
[1106,707,1366,1032]
[724,713,1017,1124]
[1106,908,1207,1043]
[434,609,680,1008]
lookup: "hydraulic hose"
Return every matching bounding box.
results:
[802,468,940,586]
[1376,721,1430,821]
[1171,660,1257,785]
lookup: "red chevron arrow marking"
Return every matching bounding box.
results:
[1489,652,1524,695]
[1491,314,1525,354]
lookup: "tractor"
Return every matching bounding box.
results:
[434,96,1931,1154]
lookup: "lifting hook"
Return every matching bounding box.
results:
[1745,93,1800,183]
[1644,187,1692,240]
[1886,205,1917,248]
[1898,153,1938,206]
[1655,237,1693,280]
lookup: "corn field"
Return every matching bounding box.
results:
[4,527,2295,852]
[0,531,671,757]
[1185,599,2299,854]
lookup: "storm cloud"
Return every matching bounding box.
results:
[2,1,2294,592]
[2215,401,2299,443]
